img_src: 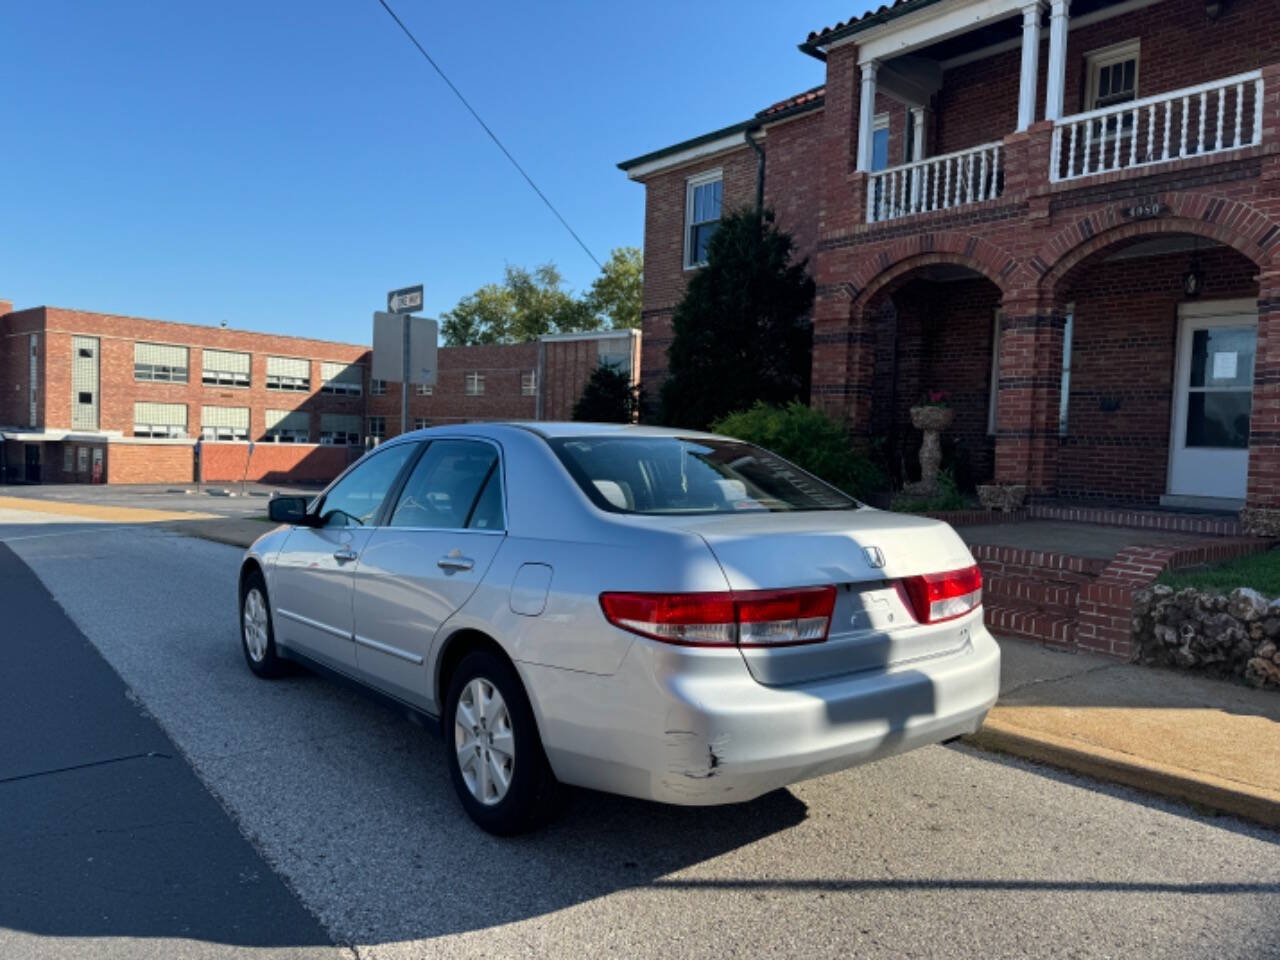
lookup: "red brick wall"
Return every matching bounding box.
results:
[636,110,826,400]
[365,341,539,435]
[107,442,194,485]
[0,308,45,428]
[198,442,355,485]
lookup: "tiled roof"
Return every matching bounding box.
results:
[806,0,941,48]
[758,85,826,118]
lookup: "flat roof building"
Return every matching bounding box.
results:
[0,300,639,485]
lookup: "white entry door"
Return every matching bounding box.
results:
[1168,299,1258,501]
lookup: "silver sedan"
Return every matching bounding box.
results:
[239,423,1000,833]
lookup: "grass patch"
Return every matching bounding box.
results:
[1156,547,1280,599]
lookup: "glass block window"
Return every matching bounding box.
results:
[135,342,189,383]
[71,336,100,430]
[200,405,249,441]
[134,402,188,438]
[265,409,310,443]
[266,356,311,391]
[464,372,485,396]
[320,413,361,445]
[202,349,250,387]
[521,370,538,396]
[321,361,363,396]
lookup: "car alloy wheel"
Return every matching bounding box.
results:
[242,587,270,664]
[454,677,515,806]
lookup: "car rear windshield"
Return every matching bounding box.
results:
[548,436,858,514]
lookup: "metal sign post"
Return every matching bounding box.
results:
[374,295,437,439]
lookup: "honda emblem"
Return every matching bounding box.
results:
[863,546,886,569]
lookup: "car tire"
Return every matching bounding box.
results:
[443,650,560,835]
[240,569,288,679]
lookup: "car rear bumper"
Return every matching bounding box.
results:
[522,612,1001,805]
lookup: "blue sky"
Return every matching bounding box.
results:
[1,1,865,344]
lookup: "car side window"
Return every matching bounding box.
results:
[317,443,417,528]
[389,440,502,530]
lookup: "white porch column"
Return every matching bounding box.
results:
[1044,0,1071,121]
[856,60,880,172]
[1017,2,1045,131]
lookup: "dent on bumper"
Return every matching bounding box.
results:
[523,618,1001,806]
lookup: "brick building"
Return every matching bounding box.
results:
[620,0,1280,533]
[0,301,638,485]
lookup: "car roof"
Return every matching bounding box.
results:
[394,421,729,443]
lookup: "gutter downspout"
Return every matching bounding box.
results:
[744,126,765,216]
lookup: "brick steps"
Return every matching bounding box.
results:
[984,602,1077,647]
[983,573,1080,619]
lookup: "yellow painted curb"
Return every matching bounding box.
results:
[966,717,1280,828]
[0,496,218,524]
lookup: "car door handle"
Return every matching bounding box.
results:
[333,547,358,563]
[437,555,474,572]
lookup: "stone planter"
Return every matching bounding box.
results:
[905,405,954,496]
[978,483,1027,512]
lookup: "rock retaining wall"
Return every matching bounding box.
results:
[1132,586,1280,690]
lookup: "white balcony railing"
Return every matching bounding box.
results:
[1051,70,1264,183]
[867,141,1003,223]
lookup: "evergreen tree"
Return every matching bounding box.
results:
[659,208,813,429]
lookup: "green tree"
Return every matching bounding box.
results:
[586,246,642,330]
[659,208,814,429]
[572,363,642,423]
[441,263,601,345]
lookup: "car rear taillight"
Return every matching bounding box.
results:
[599,586,836,647]
[900,564,983,624]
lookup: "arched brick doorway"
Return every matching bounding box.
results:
[847,259,1006,492]
[1043,228,1264,509]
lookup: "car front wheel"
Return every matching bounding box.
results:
[443,650,559,834]
[240,569,287,678]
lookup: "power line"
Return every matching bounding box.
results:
[372,0,603,270]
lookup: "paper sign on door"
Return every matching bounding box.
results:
[1213,351,1238,380]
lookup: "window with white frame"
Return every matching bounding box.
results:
[367,416,387,442]
[684,170,722,269]
[871,113,890,171]
[464,372,485,396]
[988,311,1001,435]
[413,417,430,430]
[202,349,250,387]
[1085,40,1139,112]
[266,356,310,391]
[1059,305,1074,437]
[200,405,249,441]
[370,378,387,395]
[134,402,188,438]
[264,409,309,443]
[321,361,363,396]
[415,382,433,396]
[134,342,189,383]
[521,370,538,396]
[320,413,361,445]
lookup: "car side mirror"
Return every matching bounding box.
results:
[268,495,313,525]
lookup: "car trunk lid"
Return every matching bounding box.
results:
[675,509,978,686]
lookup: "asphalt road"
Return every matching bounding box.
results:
[0,483,312,519]
[3,519,1279,959]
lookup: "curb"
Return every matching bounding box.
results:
[965,718,1280,828]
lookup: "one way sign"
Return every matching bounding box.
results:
[387,284,424,314]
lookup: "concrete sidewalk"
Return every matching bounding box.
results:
[972,640,1280,826]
